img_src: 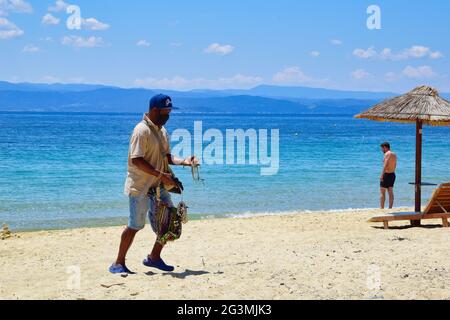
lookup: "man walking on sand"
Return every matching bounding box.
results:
[110,94,198,274]
[380,142,397,209]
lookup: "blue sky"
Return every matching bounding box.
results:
[1,0,449,92]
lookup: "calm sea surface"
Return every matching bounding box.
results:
[1,112,449,231]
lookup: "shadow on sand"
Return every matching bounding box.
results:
[372,224,445,230]
[145,269,211,279]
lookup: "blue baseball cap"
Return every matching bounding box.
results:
[149,94,173,111]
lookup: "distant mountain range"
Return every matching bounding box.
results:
[0,81,448,114]
[0,81,109,93]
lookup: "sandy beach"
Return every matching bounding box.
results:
[1,208,449,300]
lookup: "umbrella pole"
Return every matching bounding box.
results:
[413,120,423,226]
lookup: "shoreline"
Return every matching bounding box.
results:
[2,207,449,300]
[4,206,411,233]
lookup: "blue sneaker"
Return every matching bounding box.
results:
[143,258,175,272]
[109,263,135,275]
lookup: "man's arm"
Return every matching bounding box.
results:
[381,153,391,180]
[132,157,176,186]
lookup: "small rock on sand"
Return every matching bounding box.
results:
[1,224,12,240]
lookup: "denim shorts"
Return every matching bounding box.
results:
[128,188,174,232]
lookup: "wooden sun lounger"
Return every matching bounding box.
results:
[369,183,450,229]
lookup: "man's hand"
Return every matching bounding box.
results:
[182,156,199,167]
[380,174,384,182]
[160,173,177,187]
[168,154,199,167]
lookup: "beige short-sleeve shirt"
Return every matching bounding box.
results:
[124,114,170,196]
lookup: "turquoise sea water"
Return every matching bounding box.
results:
[0,112,449,231]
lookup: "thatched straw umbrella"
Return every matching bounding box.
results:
[355,86,450,217]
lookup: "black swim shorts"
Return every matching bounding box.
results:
[381,172,396,189]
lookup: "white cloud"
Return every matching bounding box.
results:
[0,0,32,15]
[379,46,442,60]
[136,39,150,47]
[41,36,54,42]
[402,65,437,79]
[404,46,429,58]
[48,0,68,12]
[47,1,110,31]
[272,66,331,87]
[204,43,234,55]
[22,44,39,53]
[310,51,320,57]
[403,45,440,59]
[0,1,30,38]
[42,13,60,26]
[61,35,105,48]
[8,75,19,82]
[331,39,343,45]
[351,69,371,79]
[81,17,109,31]
[384,72,399,82]
[35,76,91,84]
[0,17,23,39]
[353,47,377,59]
[429,51,443,59]
[354,45,443,60]
[384,66,440,82]
[223,74,263,86]
[378,48,395,60]
[273,66,311,84]
[135,76,187,89]
[41,75,60,83]
[65,77,86,83]
[170,42,182,47]
[134,74,263,90]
